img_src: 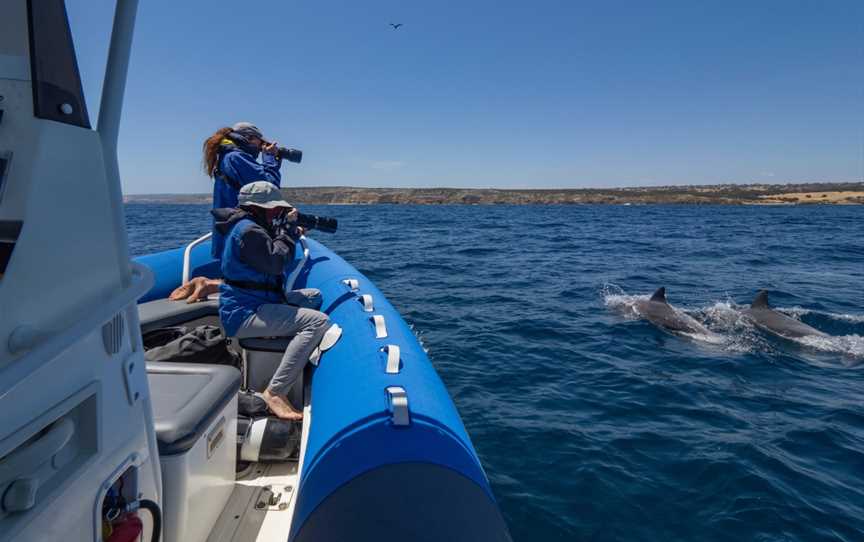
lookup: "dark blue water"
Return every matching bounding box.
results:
[127,204,864,542]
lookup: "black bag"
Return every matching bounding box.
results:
[142,326,187,350]
[238,391,269,417]
[144,325,239,367]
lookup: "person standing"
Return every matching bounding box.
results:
[203,122,284,259]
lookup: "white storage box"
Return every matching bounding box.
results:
[148,362,240,542]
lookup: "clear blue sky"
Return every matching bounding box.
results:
[67,0,863,194]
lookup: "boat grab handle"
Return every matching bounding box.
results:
[370,315,387,339]
[358,294,374,312]
[181,232,212,284]
[386,387,410,427]
[0,419,75,490]
[342,278,359,292]
[382,345,401,374]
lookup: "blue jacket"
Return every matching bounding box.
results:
[211,136,283,258]
[213,207,296,336]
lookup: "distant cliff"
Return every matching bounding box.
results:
[125,182,864,205]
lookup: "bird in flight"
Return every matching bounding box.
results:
[389,23,403,29]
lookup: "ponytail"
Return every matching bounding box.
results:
[203,127,232,176]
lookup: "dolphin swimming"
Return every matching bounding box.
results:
[634,287,717,338]
[743,290,828,339]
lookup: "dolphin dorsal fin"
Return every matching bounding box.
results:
[751,290,770,309]
[650,287,667,303]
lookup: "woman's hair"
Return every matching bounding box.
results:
[203,127,232,176]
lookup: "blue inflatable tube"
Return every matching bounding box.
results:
[135,242,220,303]
[134,238,511,541]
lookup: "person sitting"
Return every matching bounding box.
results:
[212,181,329,420]
[203,122,285,260]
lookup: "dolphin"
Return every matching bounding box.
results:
[634,287,717,338]
[743,290,828,339]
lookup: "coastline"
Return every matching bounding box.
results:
[124,182,864,205]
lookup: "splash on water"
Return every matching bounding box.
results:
[678,329,726,345]
[603,285,864,358]
[781,306,864,324]
[796,334,864,362]
[694,300,772,353]
[407,322,430,354]
[600,283,646,320]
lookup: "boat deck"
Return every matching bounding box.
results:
[208,401,310,542]
[207,461,299,542]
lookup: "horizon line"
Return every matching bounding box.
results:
[123,179,864,197]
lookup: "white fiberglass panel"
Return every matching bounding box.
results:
[0,123,126,365]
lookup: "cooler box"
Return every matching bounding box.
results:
[148,362,240,542]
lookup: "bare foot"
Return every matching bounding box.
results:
[262,389,303,421]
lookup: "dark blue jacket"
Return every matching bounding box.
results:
[211,136,283,258]
[212,208,296,336]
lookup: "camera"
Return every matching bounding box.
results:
[296,212,337,234]
[276,146,302,163]
[273,209,338,234]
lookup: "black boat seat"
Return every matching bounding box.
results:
[238,337,292,352]
[235,337,305,410]
[139,298,219,334]
[147,362,241,455]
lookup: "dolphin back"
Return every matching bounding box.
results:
[637,288,714,337]
[745,291,829,338]
[751,290,770,309]
[650,287,667,303]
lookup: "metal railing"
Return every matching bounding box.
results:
[181,232,212,284]
[284,236,310,292]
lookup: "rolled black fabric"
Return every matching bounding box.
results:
[240,417,302,462]
[259,418,301,461]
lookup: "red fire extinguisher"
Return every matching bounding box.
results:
[106,513,143,542]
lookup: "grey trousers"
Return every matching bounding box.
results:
[235,289,329,396]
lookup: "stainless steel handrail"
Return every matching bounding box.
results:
[284,236,310,292]
[181,232,212,284]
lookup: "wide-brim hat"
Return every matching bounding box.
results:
[238,181,293,209]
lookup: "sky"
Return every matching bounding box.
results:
[66,0,863,194]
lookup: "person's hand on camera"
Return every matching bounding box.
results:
[285,208,298,223]
[263,141,279,156]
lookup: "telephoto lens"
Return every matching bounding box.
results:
[276,146,303,163]
[296,212,338,234]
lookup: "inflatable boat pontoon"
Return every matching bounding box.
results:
[133,235,511,541]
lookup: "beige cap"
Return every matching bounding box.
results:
[237,181,292,209]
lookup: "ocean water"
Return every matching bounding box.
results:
[127,203,864,542]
